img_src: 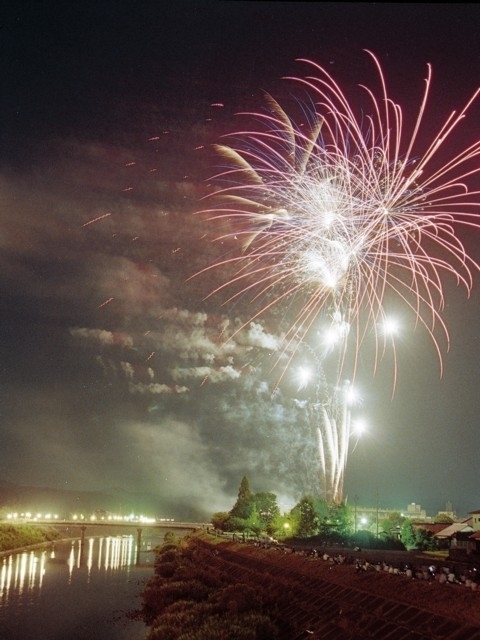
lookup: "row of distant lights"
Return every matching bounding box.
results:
[75,514,160,524]
[6,512,174,524]
[7,512,60,521]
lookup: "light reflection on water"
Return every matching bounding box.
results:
[1,536,138,600]
[0,550,47,600]
[0,535,155,640]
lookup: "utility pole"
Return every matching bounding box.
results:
[354,494,358,534]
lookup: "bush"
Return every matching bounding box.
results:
[348,530,405,550]
[164,531,177,544]
[155,561,178,578]
[215,583,263,615]
[143,579,210,621]
[176,612,279,640]
[142,538,282,639]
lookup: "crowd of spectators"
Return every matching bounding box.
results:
[277,543,480,591]
[210,529,480,591]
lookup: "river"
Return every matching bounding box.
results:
[0,533,163,640]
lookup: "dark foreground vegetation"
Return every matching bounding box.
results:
[139,532,289,639]
[139,531,480,639]
[0,523,62,552]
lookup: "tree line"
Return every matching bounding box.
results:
[211,476,452,550]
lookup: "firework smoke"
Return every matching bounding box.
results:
[199,51,480,502]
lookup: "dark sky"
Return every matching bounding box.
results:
[1,2,480,520]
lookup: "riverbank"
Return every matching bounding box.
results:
[200,531,480,628]
[0,523,63,554]
[140,530,480,639]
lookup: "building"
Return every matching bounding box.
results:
[467,509,480,555]
[404,502,427,520]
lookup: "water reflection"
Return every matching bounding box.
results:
[0,535,154,640]
[0,551,47,603]
[1,535,138,601]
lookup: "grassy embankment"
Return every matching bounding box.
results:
[139,529,480,638]
[0,523,62,553]
[139,530,297,639]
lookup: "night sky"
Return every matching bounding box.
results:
[1,2,480,520]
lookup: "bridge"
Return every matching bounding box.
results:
[30,518,205,540]
[34,519,206,565]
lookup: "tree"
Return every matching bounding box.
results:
[217,477,281,538]
[211,512,230,531]
[400,520,417,549]
[328,502,353,538]
[312,498,331,522]
[307,499,353,541]
[228,516,251,537]
[380,512,405,538]
[246,503,262,537]
[292,496,319,538]
[434,513,454,524]
[230,476,254,520]
[400,521,437,550]
[253,492,280,535]
[414,527,437,551]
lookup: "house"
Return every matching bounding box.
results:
[435,520,474,554]
[468,510,480,555]
[469,509,480,531]
[412,522,448,537]
[411,518,475,554]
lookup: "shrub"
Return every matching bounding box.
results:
[215,583,263,615]
[155,560,178,578]
[143,536,282,639]
[175,612,279,640]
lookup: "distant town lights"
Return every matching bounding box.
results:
[4,510,172,524]
[6,512,59,521]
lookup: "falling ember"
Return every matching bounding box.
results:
[81,212,112,228]
[97,297,114,309]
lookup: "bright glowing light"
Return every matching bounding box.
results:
[351,418,367,438]
[344,383,360,407]
[199,51,480,502]
[320,311,350,352]
[296,365,313,390]
[381,316,400,336]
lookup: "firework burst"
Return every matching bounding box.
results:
[197,51,480,501]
